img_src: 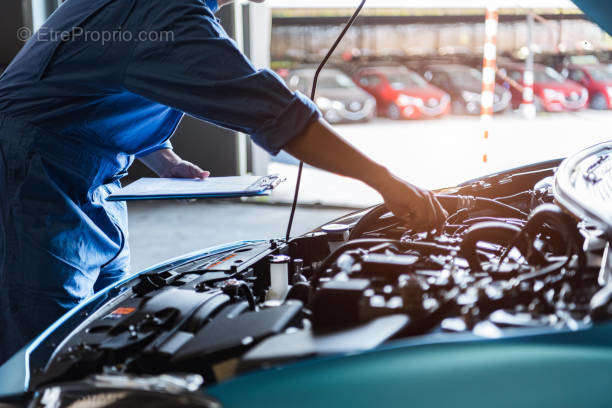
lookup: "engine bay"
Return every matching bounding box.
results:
[21,146,612,403]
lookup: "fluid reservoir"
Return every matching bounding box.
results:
[322,224,350,252]
[267,255,290,301]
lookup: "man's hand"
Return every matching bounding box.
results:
[139,149,210,179]
[375,171,448,229]
[160,160,210,179]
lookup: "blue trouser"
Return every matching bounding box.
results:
[0,114,131,364]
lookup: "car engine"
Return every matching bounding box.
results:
[18,144,612,406]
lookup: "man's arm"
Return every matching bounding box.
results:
[284,119,447,226]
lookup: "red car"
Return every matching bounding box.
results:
[354,66,450,120]
[566,64,612,110]
[498,63,588,112]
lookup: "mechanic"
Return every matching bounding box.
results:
[0,0,446,363]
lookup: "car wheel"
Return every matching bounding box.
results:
[387,103,401,120]
[590,92,608,110]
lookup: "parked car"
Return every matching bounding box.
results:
[498,62,588,112]
[285,68,376,124]
[422,64,511,115]
[565,64,612,110]
[1,142,612,408]
[354,66,450,120]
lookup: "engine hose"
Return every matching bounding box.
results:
[522,204,585,267]
[348,204,392,240]
[496,204,585,271]
[459,221,524,271]
[238,283,257,311]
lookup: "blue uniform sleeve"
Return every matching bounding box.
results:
[135,139,173,158]
[123,0,321,156]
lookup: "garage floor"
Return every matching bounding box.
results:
[128,200,350,272]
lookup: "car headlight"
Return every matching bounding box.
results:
[397,94,423,107]
[543,89,564,101]
[607,87,612,98]
[461,91,481,102]
[316,97,331,110]
[396,94,410,106]
[331,100,345,110]
[581,88,588,98]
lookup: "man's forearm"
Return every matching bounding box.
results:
[283,118,391,191]
[138,148,182,176]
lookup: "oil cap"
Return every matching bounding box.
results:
[322,223,350,252]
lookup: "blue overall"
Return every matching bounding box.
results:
[0,0,320,363]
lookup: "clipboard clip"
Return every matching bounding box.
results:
[249,174,286,192]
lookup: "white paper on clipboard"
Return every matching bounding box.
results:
[107,174,285,201]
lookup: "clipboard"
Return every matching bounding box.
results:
[107,174,285,201]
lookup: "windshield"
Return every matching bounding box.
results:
[318,71,357,89]
[381,68,428,89]
[534,67,566,83]
[445,67,482,87]
[587,67,612,82]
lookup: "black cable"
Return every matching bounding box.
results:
[285,0,367,242]
[238,283,257,311]
[436,195,528,219]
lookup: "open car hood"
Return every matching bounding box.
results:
[1,142,611,408]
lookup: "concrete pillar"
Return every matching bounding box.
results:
[242,2,272,177]
[480,5,498,164]
[521,13,537,119]
[31,0,61,30]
